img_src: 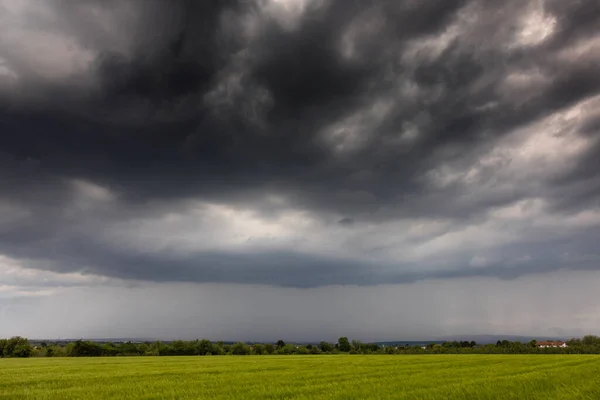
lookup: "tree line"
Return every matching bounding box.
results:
[2,335,600,358]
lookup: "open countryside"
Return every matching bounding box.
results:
[4,335,600,357]
[2,355,600,399]
[3,335,600,398]
[3,1,600,399]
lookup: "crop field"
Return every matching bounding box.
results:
[1,355,600,399]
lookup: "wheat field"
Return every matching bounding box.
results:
[1,355,599,399]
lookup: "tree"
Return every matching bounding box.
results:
[119,341,142,355]
[196,339,212,355]
[13,343,33,358]
[1,337,32,358]
[211,343,225,355]
[101,343,119,356]
[367,343,380,353]
[166,340,195,356]
[5,333,598,357]
[265,343,275,354]
[338,337,351,352]
[277,344,296,355]
[319,341,333,352]
[582,335,600,346]
[68,340,102,357]
[252,344,266,355]
[276,340,286,348]
[146,341,166,356]
[231,342,250,355]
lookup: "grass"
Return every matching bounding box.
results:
[1,355,600,399]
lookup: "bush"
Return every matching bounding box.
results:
[68,340,103,357]
[13,344,33,358]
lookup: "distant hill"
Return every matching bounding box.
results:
[438,334,567,344]
[29,334,571,346]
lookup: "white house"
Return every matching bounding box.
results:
[537,341,567,348]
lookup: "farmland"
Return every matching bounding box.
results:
[1,355,599,399]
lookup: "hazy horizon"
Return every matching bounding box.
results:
[23,334,571,344]
[1,0,600,340]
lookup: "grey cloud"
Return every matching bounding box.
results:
[1,0,600,289]
[3,204,600,288]
[2,270,599,341]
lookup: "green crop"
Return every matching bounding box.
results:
[1,355,599,399]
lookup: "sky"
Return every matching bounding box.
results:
[1,0,600,342]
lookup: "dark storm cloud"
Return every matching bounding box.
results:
[1,0,600,287]
[1,0,475,199]
[3,208,600,288]
[338,218,354,226]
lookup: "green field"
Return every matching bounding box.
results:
[1,355,599,399]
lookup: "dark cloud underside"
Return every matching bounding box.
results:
[1,0,600,288]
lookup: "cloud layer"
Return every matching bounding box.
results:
[1,0,600,337]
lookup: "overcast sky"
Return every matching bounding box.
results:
[1,0,600,341]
